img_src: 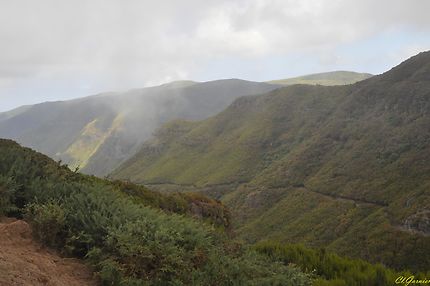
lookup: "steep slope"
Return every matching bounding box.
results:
[0,139,230,228]
[0,105,32,121]
[0,139,310,285]
[0,80,277,176]
[269,71,372,86]
[0,218,97,286]
[112,51,430,271]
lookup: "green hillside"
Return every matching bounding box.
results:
[0,80,277,177]
[0,139,313,285]
[112,51,430,272]
[0,71,371,177]
[2,139,417,285]
[269,71,372,86]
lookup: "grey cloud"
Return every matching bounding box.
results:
[0,0,429,110]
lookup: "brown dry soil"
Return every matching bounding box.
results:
[0,217,98,286]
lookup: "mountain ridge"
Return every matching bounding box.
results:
[112,51,430,271]
[268,71,373,86]
[0,70,370,177]
[0,79,278,176]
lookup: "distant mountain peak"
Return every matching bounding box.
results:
[156,80,198,89]
[377,50,430,82]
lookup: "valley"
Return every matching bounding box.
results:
[1,1,429,285]
[112,51,430,271]
[1,52,429,285]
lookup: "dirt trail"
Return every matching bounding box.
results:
[0,218,98,286]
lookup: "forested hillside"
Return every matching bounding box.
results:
[0,71,370,178]
[0,139,312,285]
[113,51,430,272]
[1,139,423,286]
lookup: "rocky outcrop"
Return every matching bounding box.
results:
[403,210,430,236]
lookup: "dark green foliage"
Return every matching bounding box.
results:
[111,180,231,230]
[0,175,18,216]
[0,138,230,228]
[25,201,66,247]
[254,241,430,286]
[0,139,310,285]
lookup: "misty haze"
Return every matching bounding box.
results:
[0,1,429,285]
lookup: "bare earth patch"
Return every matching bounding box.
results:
[0,218,98,286]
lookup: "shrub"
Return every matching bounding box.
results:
[0,176,17,216]
[25,201,66,247]
[0,139,311,285]
[253,241,426,286]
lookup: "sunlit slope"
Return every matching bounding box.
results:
[113,51,430,271]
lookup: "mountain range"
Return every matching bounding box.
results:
[2,52,428,272]
[0,71,369,177]
[112,52,430,271]
[0,80,277,176]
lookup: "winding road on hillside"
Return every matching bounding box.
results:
[298,186,389,207]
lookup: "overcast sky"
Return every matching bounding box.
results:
[1,0,430,112]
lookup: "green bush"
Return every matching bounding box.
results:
[0,176,17,216]
[253,241,427,286]
[0,139,311,285]
[24,201,66,247]
[59,184,311,285]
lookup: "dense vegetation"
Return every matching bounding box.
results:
[268,71,372,86]
[254,242,430,286]
[0,71,371,178]
[2,140,417,286]
[0,139,311,285]
[113,51,430,272]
